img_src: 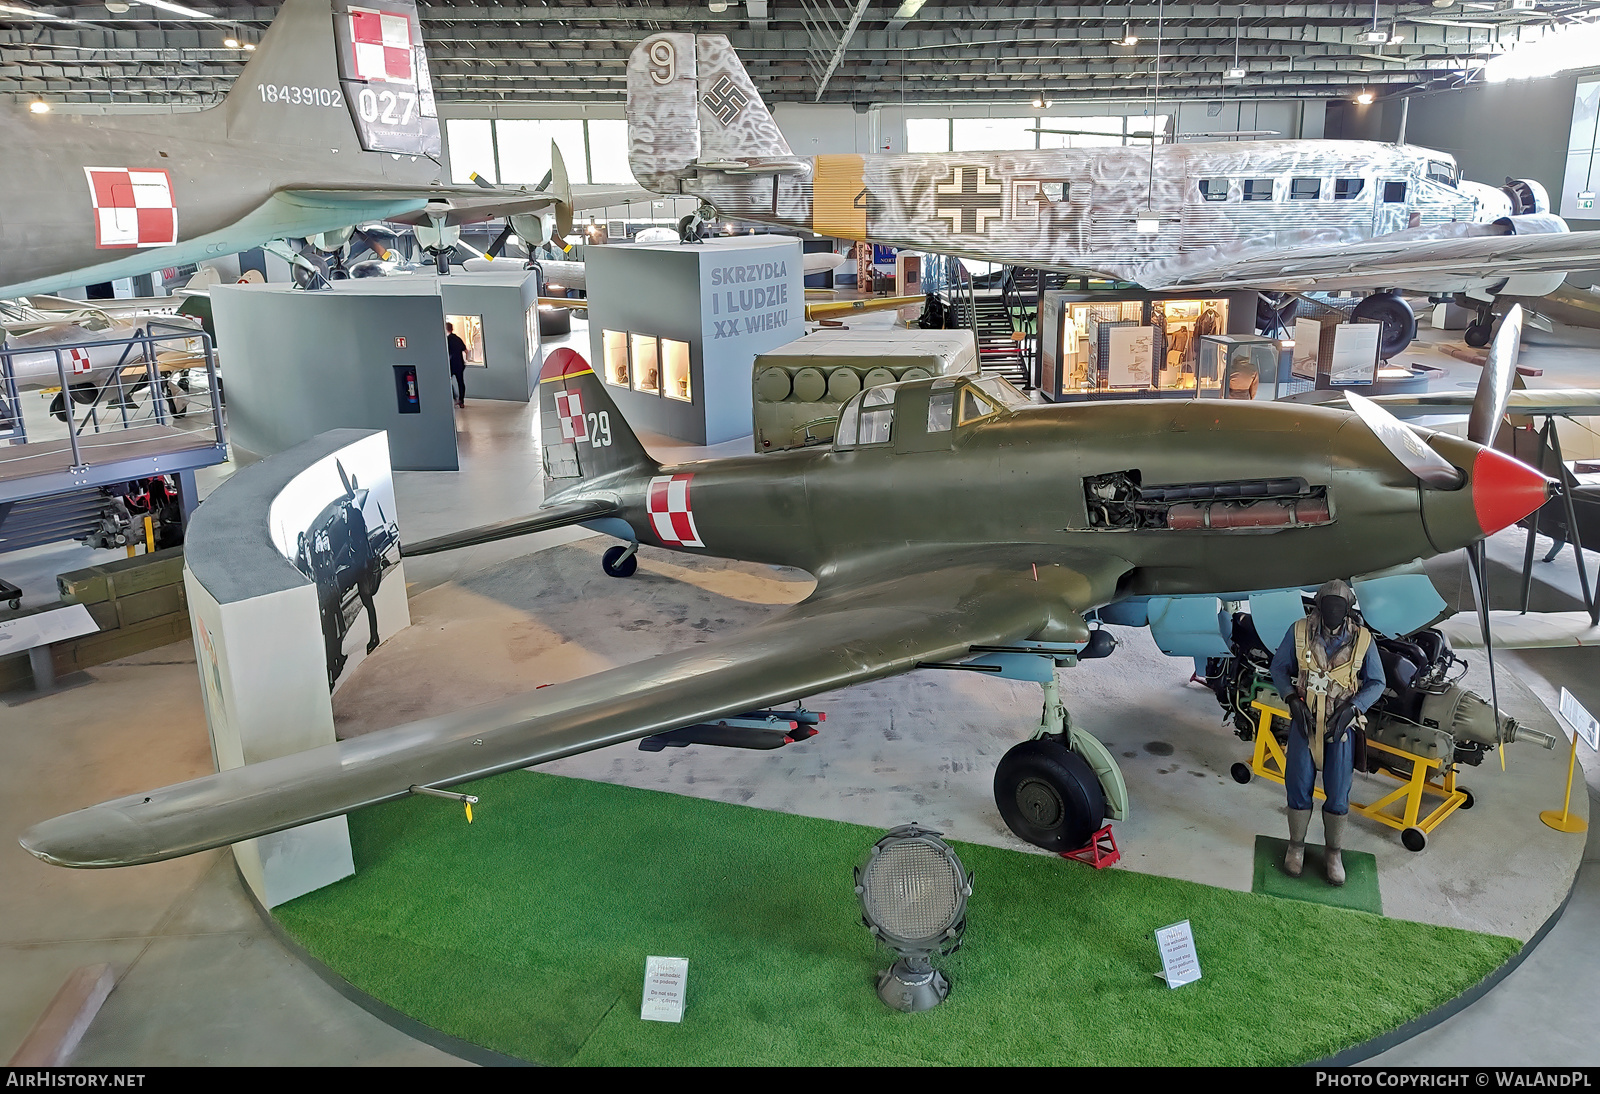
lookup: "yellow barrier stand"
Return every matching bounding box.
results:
[1540,727,1588,834]
[1245,699,1471,852]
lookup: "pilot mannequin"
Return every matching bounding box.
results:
[1268,579,1385,886]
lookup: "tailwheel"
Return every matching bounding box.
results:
[994,738,1106,853]
[1464,321,1492,348]
[602,544,638,578]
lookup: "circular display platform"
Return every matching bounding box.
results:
[276,541,1586,1065]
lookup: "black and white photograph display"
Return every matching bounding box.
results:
[268,432,405,689]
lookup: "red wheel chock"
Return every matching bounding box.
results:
[1061,824,1120,869]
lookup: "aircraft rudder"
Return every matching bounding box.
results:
[627,32,701,192]
[539,348,656,488]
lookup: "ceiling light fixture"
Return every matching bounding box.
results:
[1356,90,1376,104]
[223,35,239,47]
[1031,92,1052,109]
[140,0,213,17]
[708,0,729,11]
[105,1,131,10]
[29,99,49,113]
[0,3,90,25]
[242,40,254,50]
[1119,24,1138,46]
[855,825,972,1013]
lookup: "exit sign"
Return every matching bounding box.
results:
[394,336,407,349]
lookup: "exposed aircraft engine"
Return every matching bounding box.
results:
[1203,615,1556,779]
[1503,178,1552,216]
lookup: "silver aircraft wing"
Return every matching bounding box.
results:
[20,553,1130,869]
[1283,388,1600,419]
[1155,230,1600,295]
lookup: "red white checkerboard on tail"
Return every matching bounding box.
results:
[348,5,415,83]
[553,390,588,443]
[647,474,704,548]
[83,168,178,249]
[68,348,93,376]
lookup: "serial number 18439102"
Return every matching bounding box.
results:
[257,84,342,107]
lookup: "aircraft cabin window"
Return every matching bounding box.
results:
[835,399,860,448]
[1383,181,1407,203]
[1243,178,1274,202]
[927,390,954,432]
[1041,182,1066,202]
[857,386,896,445]
[1290,178,1321,200]
[972,375,1029,408]
[1198,178,1229,202]
[1426,160,1459,186]
[959,386,1000,425]
[1334,178,1365,200]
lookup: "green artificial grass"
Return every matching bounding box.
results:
[1253,835,1383,916]
[275,771,1520,1066]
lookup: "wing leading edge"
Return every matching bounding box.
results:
[20,553,1130,869]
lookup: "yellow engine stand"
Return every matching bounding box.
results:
[1243,699,1472,851]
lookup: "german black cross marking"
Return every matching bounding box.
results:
[934,165,1004,234]
[701,75,747,125]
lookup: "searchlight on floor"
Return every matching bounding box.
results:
[854,824,972,1012]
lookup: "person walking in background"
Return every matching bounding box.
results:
[446,321,468,408]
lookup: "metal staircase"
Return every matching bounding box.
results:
[921,257,1031,389]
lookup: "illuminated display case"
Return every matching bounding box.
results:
[1196,334,1281,400]
[1039,290,1247,401]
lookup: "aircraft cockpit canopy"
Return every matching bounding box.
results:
[834,375,1029,450]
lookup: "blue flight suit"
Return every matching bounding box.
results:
[1269,627,1385,815]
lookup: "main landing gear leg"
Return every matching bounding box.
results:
[602,541,639,578]
[678,204,714,244]
[993,672,1128,852]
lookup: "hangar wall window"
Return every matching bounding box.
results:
[446,119,496,184]
[1334,178,1365,200]
[1037,116,1124,148]
[906,113,1173,153]
[906,118,952,153]
[952,118,1037,151]
[1198,178,1229,202]
[1290,178,1321,200]
[1383,181,1408,203]
[497,119,589,185]
[1243,178,1275,202]
[586,119,634,184]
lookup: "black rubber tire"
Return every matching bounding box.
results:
[1231,762,1252,784]
[1401,826,1427,852]
[538,306,572,337]
[1351,291,1418,359]
[1459,788,1475,810]
[602,545,638,578]
[1464,321,1492,349]
[993,739,1107,853]
[49,392,65,422]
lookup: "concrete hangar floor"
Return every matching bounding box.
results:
[3,318,1600,1065]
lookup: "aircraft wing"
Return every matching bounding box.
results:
[1286,389,1600,419]
[401,497,619,556]
[1439,610,1600,649]
[19,552,1130,868]
[289,182,651,228]
[1155,230,1600,295]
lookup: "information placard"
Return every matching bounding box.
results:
[1559,687,1600,752]
[1153,920,1202,989]
[641,955,688,1023]
[0,603,97,657]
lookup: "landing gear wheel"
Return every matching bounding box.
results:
[1401,826,1427,852]
[1459,788,1475,810]
[993,738,1106,853]
[1230,762,1252,784]
[1256,292,1298,335]
[1464,321,1492,348]
[1351,290,1418,359]
[602,545,638,578]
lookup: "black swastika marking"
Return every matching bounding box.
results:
[701,75,748,125]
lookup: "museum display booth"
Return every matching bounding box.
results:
[1038,289,1257,401]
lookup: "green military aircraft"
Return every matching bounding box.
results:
[19,312,1550,867]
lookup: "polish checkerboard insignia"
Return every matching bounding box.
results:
[935,165,1004,235]
[701,75,748,126]
[647,473,704,548]
[553,389,587,442]
[84,167,177,249]
[68,348,92,375]
[349,6,415,84]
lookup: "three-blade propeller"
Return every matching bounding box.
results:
[1345,305,1529,753]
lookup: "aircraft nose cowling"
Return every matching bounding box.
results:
[1472,447,1552,535]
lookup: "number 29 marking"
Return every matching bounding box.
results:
[586,411,613,448]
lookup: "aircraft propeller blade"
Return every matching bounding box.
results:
[351,228,392,262]
[467,171,497,191]
[550,143,574,238]
[1344,391,1466,489]
[1467,304,1523,447]
[486,225,515,259]
[336,458,354,499]
[1466,539,1503,743]
[532,168,554,194]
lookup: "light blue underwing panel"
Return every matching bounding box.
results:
[1249,588,1309,654]
[1352,570,1449,638]
[1146,596,1230,657]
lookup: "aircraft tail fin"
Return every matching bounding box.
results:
[222,0,442,163]
[539,348,658,496]
[627,33,790,193]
